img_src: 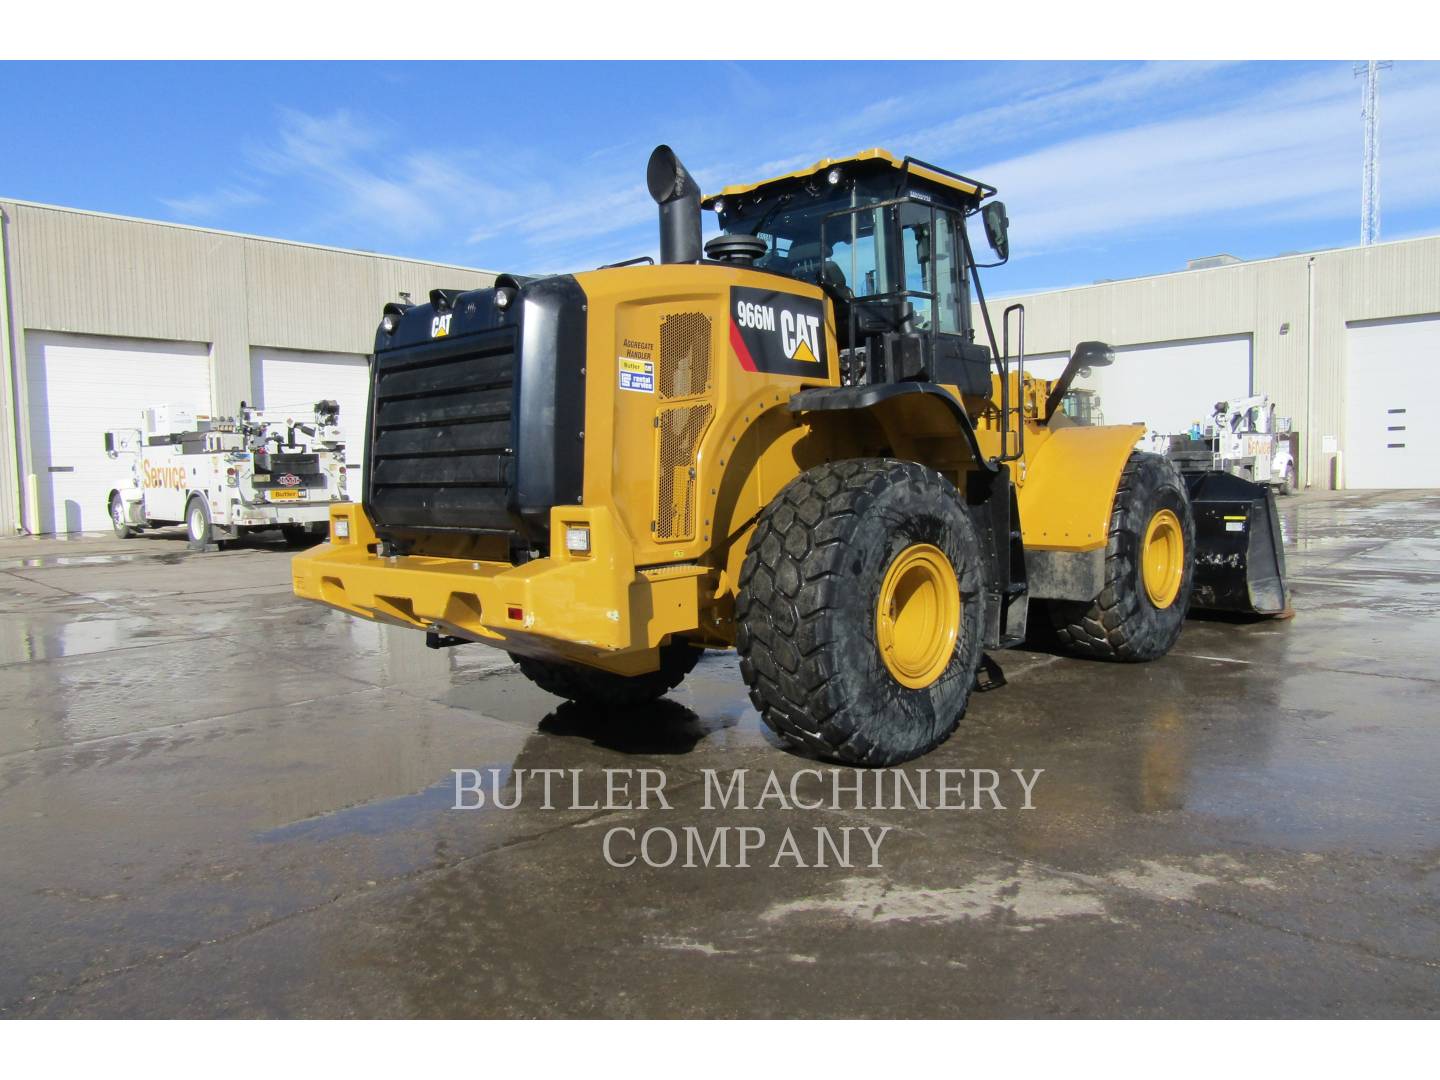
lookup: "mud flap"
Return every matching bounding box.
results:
[1184,471,1290,615]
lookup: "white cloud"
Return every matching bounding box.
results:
[248,108,524,238]
[900,61,1241,161]
[158,63,1440,274]
[160,186,266,219]
[968,62,1440,257]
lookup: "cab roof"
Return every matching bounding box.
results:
[703,148,995,205]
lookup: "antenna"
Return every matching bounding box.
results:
[1354,61,1393,246]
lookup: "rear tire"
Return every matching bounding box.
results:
[1049,451,1195,661]
[281,524,310,547]
[110,494,136,539]
[1278,463,1296,496]
[736,458,986,766]
[512,641,703,708]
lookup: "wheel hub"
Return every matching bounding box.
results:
[875,543,961,689]
[1142,508,1184,608]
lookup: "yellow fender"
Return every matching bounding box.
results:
[1018,424,1145,553]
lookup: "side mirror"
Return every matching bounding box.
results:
[1072,340,1114,369]
[982,200,1009,261]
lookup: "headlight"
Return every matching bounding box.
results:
[333,518,350,541]
[565,526,591,554]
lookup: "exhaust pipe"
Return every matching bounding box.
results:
[647,145,702,264]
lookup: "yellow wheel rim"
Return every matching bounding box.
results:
[1141,508,1184,609]
[876,543,961,689]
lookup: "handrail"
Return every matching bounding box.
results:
[897,156,998,200]
[1001,304,1026,462]
[598,255,656,269]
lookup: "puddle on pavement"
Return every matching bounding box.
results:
[0,551,195,572]
[0,614,172,665]
[253,777,488,843]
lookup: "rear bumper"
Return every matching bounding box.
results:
[292,503,706,674]
[233,501,333,527]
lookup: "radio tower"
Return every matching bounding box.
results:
[1355,61,1392,246]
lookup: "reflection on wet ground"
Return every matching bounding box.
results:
[0,491,1438,1017]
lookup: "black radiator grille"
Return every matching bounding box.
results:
[368,328,518,530]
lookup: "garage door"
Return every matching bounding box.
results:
[1344,314,1440,488]
[1019,351,1071,381]
[24,332,212,535]
[1093,335,1253,437]
[251,347,369,488]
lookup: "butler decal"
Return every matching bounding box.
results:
[729,286,829,378]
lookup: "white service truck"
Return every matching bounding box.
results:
[1146,394,1298,495]
[105,401,351,548]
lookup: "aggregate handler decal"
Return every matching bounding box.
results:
[729,286,828,378]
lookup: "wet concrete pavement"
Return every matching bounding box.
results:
[1,494,1437,1018]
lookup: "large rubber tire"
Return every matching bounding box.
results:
[1049,451,1195,662]
[512,641,703,708]
[1278,463,1296,497]
[736,459,986,766]
[110,493,136,539]
[186,495,213,549]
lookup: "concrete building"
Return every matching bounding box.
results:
[985,234,1440,491]
[2,197,1435,535]
[0,199,495,535]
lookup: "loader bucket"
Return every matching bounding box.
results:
[1183,471,1290,616]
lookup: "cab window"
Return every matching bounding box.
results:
[898,202,963,334]
[828,207,889,299]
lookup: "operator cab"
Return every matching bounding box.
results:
[702,150,1009,393]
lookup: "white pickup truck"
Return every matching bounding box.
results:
[104,401,351,548]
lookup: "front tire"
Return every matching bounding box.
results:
[1049,451,1195,661]
[110,494,136,539]
[512,641,703,708]
[736,459,986,766]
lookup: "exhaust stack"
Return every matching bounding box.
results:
[647,145,702,264]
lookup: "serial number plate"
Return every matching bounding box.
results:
[267,489,305,501]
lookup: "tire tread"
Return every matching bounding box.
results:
[1050,451,1194,662]
[512,642,703,708]
[736,458,983,765]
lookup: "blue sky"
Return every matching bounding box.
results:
[2,60,1438,293]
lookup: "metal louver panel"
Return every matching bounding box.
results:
[658,312,712,400]
[654,402,713,541]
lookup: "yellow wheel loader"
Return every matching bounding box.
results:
[293,145,1289,765]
